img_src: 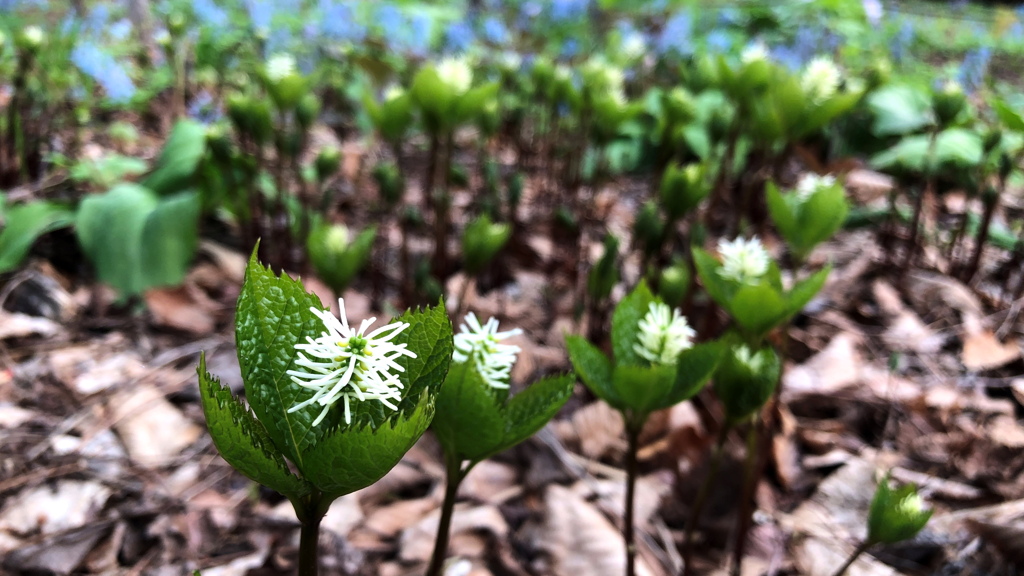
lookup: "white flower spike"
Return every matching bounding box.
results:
[286,299,416,426]
[717,236,770,284]
[801,56,841,103]
[795,173,837,201]
[634,302,696,365]
[453,313,522,389]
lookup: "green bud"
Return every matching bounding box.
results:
[867,475,932,545]
[264,54,308,110]
[660,162,709,221]
[708,104,735,144]
[296,94,321,129]
[167,12,187,37]
[307,223,377,296]
[864,58,891,90]
[17,26,45,54]
[633,200,664,257]
[687,54,720,93]
[315,147,342,182]
[206,123,233,161]
[372,161,404,205]
[983,127,1003,153]
[713,343,780,423]
[462,214,511,276]
[663,87,696,126]
[587,233,620,303]
[658,261,691,307]
[932,81,966,127]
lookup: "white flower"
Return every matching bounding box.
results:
[453,313,522,389]
[634,302,696,365]
[717,237,770,283]
[499,51,522,71]
[22,26,44,47]
[383,84,405,102]
[286,299,416,426]
[802,57,841,103]
[741,42,769,64]
[795,173,837,201]
[266,53,297,83]
[621,33,647,61]
[436,56,473,95]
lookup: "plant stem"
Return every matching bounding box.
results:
[682,422,731,576]
[297,493,325,576]
[426,457,466,576]
[830,540,871,576]
[730,420,761,576]
[624,421,641,576]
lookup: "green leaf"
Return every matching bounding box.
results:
[692,248,733,309]
[432,361,507,462]
[713,343,780,423]
[389,302,454,421]
[76,184,199,297]
[729,283,788,338]
[611,281,656,367]
[302,392,435,499]
[235,250,326,470]
[867,84,933,137]
[462,214,511,275]
[197,353,312,499]
[565,335,622,409]
[657,342,724,409]
[993,99,1024,133]
[143,120,208,195]
[611,363,675,416]
[0,201,74,274]
[786,265,830,317]
[496,374,574,455]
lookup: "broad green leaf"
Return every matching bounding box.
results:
[611,281,656,367]
[565,335,623,409]
[143,119,208,195]
[658,342,724,409]
[786,266,830,317]
[496,374,574,455]
[235,251,326,470]
[0,201,74,274]
[765,182,797,247]
[796,188,848,257]
[870,129,983,174]
[303,392,435,499]
[692,248,733,308]
[139,191,200,288]
[867,84,933,137]
[432,361,506,462]
[713,344,780,423]
[76,184,155,297]
[611,363,675,416]
[197,353,311,499]
[389,302,454,420]
[729,283,788,338]
[993,99,1024,133]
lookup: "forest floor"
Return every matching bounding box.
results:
[2,138,1024,576]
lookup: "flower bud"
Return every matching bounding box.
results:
[315,147,342,182]
[296,94,320,129]
[801,57,841,103]
[864,58,891,90]
[17,26,45,55]
[660,162,709,221]
[867,475,932,545]
[633,200,664,258]
[713,343,780,423]
[307,224,377,296]
[265,54,307,110]
[206,123,233,162]
[659,260,691,307]
[372,161,404,205]
[167,12,187,37]
[663,87,696,126]
[932,80,966,127]
[462,214,511,276]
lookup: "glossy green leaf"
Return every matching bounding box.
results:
[612,363,675,415]
[303,392,435,499]
[867,84,933,137]
[692,248,733,309]
[786,266,830,317]
[197,353,312,499]
[143,119,208,195]
[496,374,574,455]
[235,250,326,470]
[729,283,789,338]
[388,302,454,421]
[610,281,656,367]
[993,99,1024,133]
[658,342,724,409]
[432,361,507,462]
[0,201,74,274]
[565,335,622,409]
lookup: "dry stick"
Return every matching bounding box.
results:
[682,422,731,576]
